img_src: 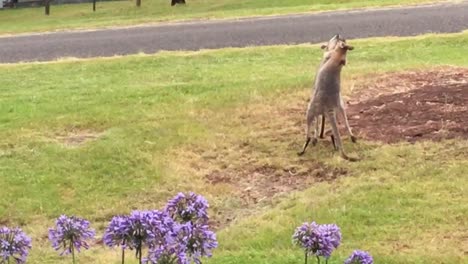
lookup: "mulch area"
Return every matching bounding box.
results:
[346,67,468,143]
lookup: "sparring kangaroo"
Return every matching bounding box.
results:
[298,34,358,161]
[316,35,341,143]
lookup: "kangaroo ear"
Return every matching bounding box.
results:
[321,44,328,50]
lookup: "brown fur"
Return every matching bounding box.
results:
[298,35,358,161]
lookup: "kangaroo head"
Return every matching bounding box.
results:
[321,34,341,51]
[320,35,354,65]
[322,34,354,51]
[321,35,354,66]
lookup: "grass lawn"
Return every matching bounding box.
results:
[0,32,467,263]
[0,0,452,35]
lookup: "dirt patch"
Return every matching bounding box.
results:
[54,130,104,147]
[176,131,347,228]
[203,161,346,228]
[348,67,468,102]
[178,120,349,228]
[347,67,468,143]
[206,163,346,205]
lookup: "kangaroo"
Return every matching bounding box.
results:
[316,35,341,145]
[298,35,358,161]
[317,35,358,147]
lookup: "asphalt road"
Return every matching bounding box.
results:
[1,2,467,63]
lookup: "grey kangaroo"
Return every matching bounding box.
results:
[298,34,358,161]
[316,35,341,144]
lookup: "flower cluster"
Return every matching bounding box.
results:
[292,222,341,259]
[127,210,163,250]
[102,192,217,264]
[293,222,374,264]
[48,215,95,255]
[177,222,218,264]
[344,250,374,264]
[144,222,188,264]
[140,210,185,264]
[1,192,216,264]
[104,210,187,263]
[103,215,132,249]
[0,226,32,264]
[165,192,209,224]
[319,224,342,250]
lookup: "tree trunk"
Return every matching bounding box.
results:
[136,0,141,7]
[45,0,50,15]
[93,0,96,11]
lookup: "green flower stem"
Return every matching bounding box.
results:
[316,256,320,264]
[305,252,308,264]
[138,247,142,264]
[72,244,76,264]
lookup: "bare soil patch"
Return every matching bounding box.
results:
[205,163,346,228]
[175,114,347,228]
[177,137,347,228]
[347,67,468,143]
[206,163,346,206]
[54,129,104,147]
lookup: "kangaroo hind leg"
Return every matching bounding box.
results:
[339,101,357,143]
[326,110,359,162]
[298,111,318,156]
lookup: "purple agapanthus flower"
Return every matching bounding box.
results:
[141,210,177,249]
[177,222,218,264]
[48,215,95,256]
[144,237,188,264]
[318,224,342,250]
[0,227,32,264]
[344,250,374,264]
[126,210,152,250]
[103,215,132,248]
[292,222,335,259]
[142,211,188,264]
[103,211,176,263]
[165,192,209,224]
[122,210,158,262]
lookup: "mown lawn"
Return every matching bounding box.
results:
[0,0,450,35]
[0,32,467,263]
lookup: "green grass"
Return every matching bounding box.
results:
[0,0,450,35]
[0,32,467,263]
